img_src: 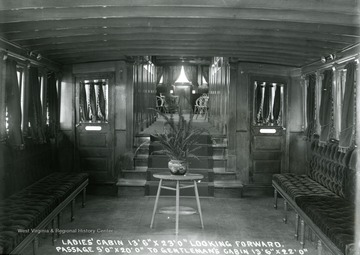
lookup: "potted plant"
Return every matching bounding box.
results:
[151,108,206,175]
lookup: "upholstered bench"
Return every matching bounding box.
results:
[0,172,89,255]
[296,196,355,255]
[272,138,356,255]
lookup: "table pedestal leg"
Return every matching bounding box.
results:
[150,179,162,228]
[194,180,204,229]
[175,180,180,234]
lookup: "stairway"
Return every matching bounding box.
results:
[211,135,244,198]
[116,119,243,197]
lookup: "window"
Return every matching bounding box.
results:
[79,79,108,123]
[175,66,191,84]
[253,81,284,127]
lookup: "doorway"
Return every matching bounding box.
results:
[173,85,192,113]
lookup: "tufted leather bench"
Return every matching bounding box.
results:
[0,172,89,255]
[272,138,357,255]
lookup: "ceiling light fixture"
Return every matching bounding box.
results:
[321,54,336,63]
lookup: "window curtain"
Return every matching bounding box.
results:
[184,66,199,86]
[97,82,106,121]
[305,74,316,140]
[79,82,88,122]
[169,66,182,85]
[202,66,209,84]
[156,66,164,85]
[28,67,45,143]
[89,82,97,122]
[339,62,356,151]
[5,59,23,148]
[47,73,58,139]
[319,69,333,145]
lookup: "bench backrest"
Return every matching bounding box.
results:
[309,139,355,199]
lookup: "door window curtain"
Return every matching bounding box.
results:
[97,82,106,121]
[273,84,281,125]
[47,73,59,139]
[79,81,89,122]
[89,82,97,122]
[319,69,333,145]
[28,67,45,143]
[305,74,316,140]
[184,66,199,87]
[339,62,356,151]
[5,59,24,148]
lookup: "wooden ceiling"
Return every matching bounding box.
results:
[0,0,359,67]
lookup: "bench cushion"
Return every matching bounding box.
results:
[0,172,88,254]
[296,196,355,254]
[273,173,336,200]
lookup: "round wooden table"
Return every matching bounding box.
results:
[150,173,204,234]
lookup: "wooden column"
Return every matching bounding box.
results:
[0,53,6,141]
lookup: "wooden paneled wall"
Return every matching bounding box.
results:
[209,57,230,134]
[133,60,156,134]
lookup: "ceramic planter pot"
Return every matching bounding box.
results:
[168,160,188,175]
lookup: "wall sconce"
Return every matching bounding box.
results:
[170,89,174,94]
[192,90,196,94]
[2,50,8,60]
[321,54,336,63]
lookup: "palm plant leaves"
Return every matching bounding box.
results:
[150,108,206,161]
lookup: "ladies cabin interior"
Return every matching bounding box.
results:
[0,1,359,255]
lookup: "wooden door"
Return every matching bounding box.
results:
[249,78,287,186]
[75,74,114,183]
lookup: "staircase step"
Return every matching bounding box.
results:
[134,135,151,146]
[134,157,149,167]
[214,180,243,198]
[212,146,227,157]
[117,178,146,187]
[116,179,146,197]
[212,156,227,168]
[122,169,147,179]
[145,181,214,197]
[135,166,148,171]
[214,169,237,180]
[211,136,228,146]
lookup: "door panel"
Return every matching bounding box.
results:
[250,127,285,185]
